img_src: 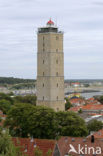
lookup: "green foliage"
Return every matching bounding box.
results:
[14,95,37,105]
[0,93,14,105]
[87,120,103,132]
[34,147,52,156]
[0,77,35,85]
[0,100,11,114]
[78,108,82,113]
[34,147,43,156]
[10,83,35,90]
[98,96,103,103]
[56,111,88,137]
[45,149,52,156]
[0,93,36,114]
[0,131,22,156]
[65,98,72,110]
[5,103,88,139]
[5,104,58,139]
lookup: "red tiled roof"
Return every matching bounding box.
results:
[68,106,81,112]
[12,138,56,156]
[82,104,103,110]
[88,129,103,139]
[87,97,95,101]
[58,137,103,156]
[70,98,85,104]
[69,104,103,112]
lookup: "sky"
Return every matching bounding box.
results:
[0,0,103,79]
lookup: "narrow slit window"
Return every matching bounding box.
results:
[56,36,59,40]
[56,72,58,76]
[57,96,58,100]
[43,96,44,100]
[43,72,44,76]
[43,83,44,87]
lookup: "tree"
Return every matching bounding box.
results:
[78,108,82,113]
[14,95,37,105]
[5,104,58,139]
[5,103,88,138]
[0,99,11,114]
[65,98,72,111]
[87,120,103,133]
[0,93,14,105]
[0,130,22,156]
[56,111,88,137]
[99,96,103,103]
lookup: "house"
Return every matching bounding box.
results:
[57,136,103,156]
[69,98,86,106]
[88,129,103,139]
[69,104,103,114]
[12,138,60,156]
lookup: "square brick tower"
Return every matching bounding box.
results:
[37,19,64,111]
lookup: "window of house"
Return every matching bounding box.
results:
[56,72,58,76]
[57,96,58,100]
[43,83,44,87]
[57,83,58,87]
[43,72,44,76]
[43,96,44,100]
[43,60,44,64]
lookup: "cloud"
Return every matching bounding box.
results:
[0,0,103,79]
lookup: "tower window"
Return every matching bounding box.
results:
[43,72,44,76]
[43,60,44,64]
[57,108,59,111]
[56,36,59,40]
[57,83,58,87]
[56,49,58,52]
[56,60,58,64]
[43,83,44,87]
[56,72,58,76]
[57,96,58,100]
[43,96,44,100]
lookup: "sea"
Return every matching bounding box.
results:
[81,91,103,99]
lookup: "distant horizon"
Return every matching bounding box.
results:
[0,76,103,81]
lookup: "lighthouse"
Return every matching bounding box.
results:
[37,19,64,111]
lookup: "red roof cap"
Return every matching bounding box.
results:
[47,19,54,25]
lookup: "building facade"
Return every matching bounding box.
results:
[37,19,64,111]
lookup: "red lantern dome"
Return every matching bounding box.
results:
[47,19,54,26]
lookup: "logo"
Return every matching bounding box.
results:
[68,144,101,155]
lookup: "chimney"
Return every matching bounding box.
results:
[91,135,95,143]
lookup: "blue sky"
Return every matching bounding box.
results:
[0,0,103,79]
